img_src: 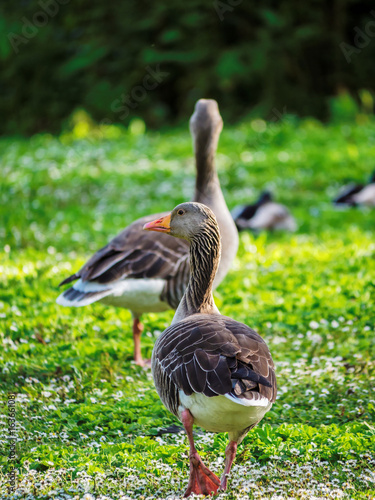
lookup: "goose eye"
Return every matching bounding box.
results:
[177,209,185,216]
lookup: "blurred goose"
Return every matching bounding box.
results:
[334,170,375,207]
[56,100,239,366]
[232,191,297,232]
[144,202,276,497]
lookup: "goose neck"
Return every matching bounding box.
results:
[174,220,221,322]
[193,130,220,194]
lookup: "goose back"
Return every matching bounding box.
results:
[152,313,276,418]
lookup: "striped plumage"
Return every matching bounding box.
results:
[144,202,276,497]
[56,99,239,365]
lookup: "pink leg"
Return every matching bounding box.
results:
[181,409,220,497]
[220,441,238,491]
[133,317,144,366]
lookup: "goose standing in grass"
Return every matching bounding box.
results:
[334,170,375,207]
[56,100,239,366]
[144,202,276,497]
[232,191,297,232]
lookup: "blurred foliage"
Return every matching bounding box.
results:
[2,107,375,252]
[1,0,375,134]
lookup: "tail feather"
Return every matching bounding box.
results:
[59,273,80,287]
[225,392,271,407]
[56,285,112,307]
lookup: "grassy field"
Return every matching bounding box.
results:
[1,113,375,499]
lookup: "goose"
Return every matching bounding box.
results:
[144,202,276,497]
[232,191,297,232]
[334,170,375,207]
[56,99,239,366]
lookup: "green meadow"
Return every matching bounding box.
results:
[0,114,374,499]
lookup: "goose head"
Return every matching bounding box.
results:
[189,99,223,162]
[257,190,273,206]
[143,202,217,242]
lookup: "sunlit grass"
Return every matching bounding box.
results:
[0,116,374,499]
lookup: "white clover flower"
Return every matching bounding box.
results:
[89,441,101,448]
[82,494,95,500]
[290,448,300,455]
[309,320,320,329]
[65,398,76,405]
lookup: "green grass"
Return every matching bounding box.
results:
[1,114,375,499]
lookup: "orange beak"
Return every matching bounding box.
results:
[143,213,171,233]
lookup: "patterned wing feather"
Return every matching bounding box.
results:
[153,314,277,416]
[58,213,190,308]
[60,214,189,285]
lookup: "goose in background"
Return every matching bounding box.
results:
[334,170,375,207]
[56,100,239,366]
[144,202,276,497]
[232,191,297,232]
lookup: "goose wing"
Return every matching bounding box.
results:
[153,314,276,414]
[245,202,290,230]
[57,213,190,307]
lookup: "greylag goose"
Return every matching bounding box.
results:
[56,99,239,366]
[334,170,375,206]
[144,202,276,497]
[232,191,297,232]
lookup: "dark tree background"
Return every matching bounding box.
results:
[1,0,375,135]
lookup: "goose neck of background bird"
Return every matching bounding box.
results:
[194,170,223,207]
[193,129,221,196]
[173,221,221,323]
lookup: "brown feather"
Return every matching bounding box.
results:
[58,213,190,308]
[153,313,276,416]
